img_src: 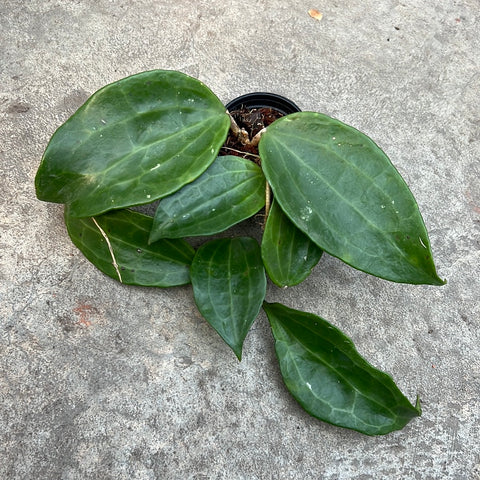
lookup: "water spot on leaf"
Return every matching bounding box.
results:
[300,204,313,221]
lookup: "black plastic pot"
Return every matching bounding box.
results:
[226,92,301,115]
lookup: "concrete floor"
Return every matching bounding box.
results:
[1,1,479,478]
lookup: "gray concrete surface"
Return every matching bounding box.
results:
[1,0,479,478]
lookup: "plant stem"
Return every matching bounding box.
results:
[250,128,267,147]
[227,110,249,145]
[265,182,271,218]
[264,182,272,229]
[221,146,260,159]
[227,110,266,147]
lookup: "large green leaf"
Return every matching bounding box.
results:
[149,155,265,242]
[190,237,266,360]
[36,70,230,217]
[65,207,194,287]
[263,302,421,435]
[262,200,323,287]
[259,112,444,285]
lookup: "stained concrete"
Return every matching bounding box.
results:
[0,1,479,478]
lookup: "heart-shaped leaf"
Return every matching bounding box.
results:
[260,112,445,285]
[149,155,265,242]
[190,237,266,360]
[65,207,195,287]
[262,200,323,287]
[263,302,421,435]
[36,70,230,217]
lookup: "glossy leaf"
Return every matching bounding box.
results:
[191,237,266,360]
[36,70,230,217]
[65,207,194,287]
[149,155,265,242]
[260,112,444,285]
[263,302,421,435]
[262,200,323,287]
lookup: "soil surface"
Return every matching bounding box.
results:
[220,107,284,164]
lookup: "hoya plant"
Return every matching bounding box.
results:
[35,70,445,436]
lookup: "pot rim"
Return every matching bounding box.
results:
[225,92,301,115]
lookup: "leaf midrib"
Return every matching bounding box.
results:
[282,347,387,432]
[97,115,225,179]
[268,137,419,270]
[275,315,405,420]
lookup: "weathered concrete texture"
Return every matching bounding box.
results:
[1,0,479,478]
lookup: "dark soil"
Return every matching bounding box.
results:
[220,107,284,164]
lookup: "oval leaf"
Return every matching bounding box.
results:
[263,302,421,435]
[65,207,195,287]
[150,155,265,241]
[262,200,323,287]
[36,70,230,217]
[191,237,266,360]
[259,112,444,285]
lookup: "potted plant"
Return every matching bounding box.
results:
[35,69,445,436]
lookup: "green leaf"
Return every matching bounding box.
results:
[36,70,230,217]
[190,237,266,360]
[263,302,421,435]
[260,112,445,285]
[65,207,195,287]
[149,155,265,242]
[262,200,323,287]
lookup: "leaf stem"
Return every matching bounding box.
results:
[265,182,272,222]
[250,128,267,147]
[227,110,250,145]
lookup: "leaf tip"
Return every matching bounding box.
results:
[415,395,422,415]
[147,231,158,245]
[427,274,447,286]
